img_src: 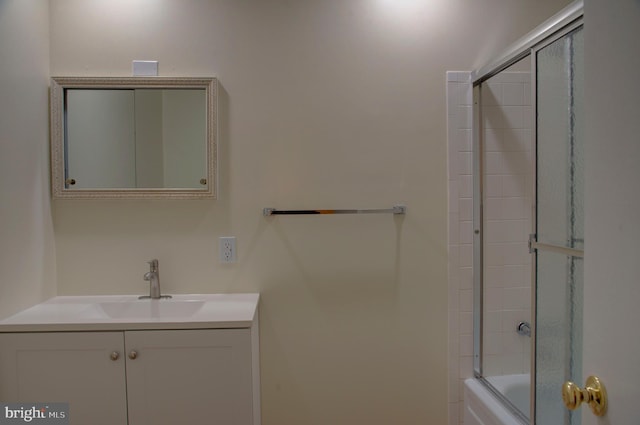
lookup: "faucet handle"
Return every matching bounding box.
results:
[147,259,158,271]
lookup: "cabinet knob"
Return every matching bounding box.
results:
[110,351,120,361]
[128,350,138,360]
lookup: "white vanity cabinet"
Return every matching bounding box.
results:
[124,329,254,425]
[0,329,255,425]
[0,294,261,425]
[0,331,128,424]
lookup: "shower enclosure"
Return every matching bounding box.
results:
[470,2,584,424]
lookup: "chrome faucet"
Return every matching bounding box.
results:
[140,259,171,299]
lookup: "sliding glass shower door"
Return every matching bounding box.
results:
[533,25,584,425]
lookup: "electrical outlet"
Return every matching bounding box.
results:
[219,237,236,263]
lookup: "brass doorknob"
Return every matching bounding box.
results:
[562,375,607,416]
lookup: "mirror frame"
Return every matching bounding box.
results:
[50,76,217,199]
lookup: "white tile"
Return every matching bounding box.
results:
[484,287,503,311]
[447,82,459,116]
[484,128,503,152]
[484,332,502,355]
[485,175,502,198]
[460,267,473,290]
[449,373,460,402]
[459,244,473,268]
[484,82,502,105]
[484,243,504,266]
[449,240,460,269]
[502,174,526,197]
[459,221,473,245]
[502,197,529,220]
[482,106,504,129]
[523,345,531,373]
[501,353,525,375]
[449,308,460,337]
[460,334,473,356]
[458,152,473,175]
[523,106,533,130]
[503,287,531,310]
[460,312,473,334]
[503,265,530,287]
[485,266,504,288]
[458,175,473,198]
[457,106,472,129]
[459,355,474,378]
[485,310,502,333]
[485,221,507,244]
[457,129,473,152]
[448,141,459,180]
[484,198,503,220]
[502,242,528,265]
[459,198,473,221]
[497,72,529,83]
[449,214,460,244]
[523,82,532,105]
[485,152,504,174]
[459,289,473,312]
[449,284,460,310]
[458,380,467,403]
[503,220,527,243]
[501,309,531,333]
[502,83,524,106]
[502,330,526,354]
[503,129,532,152]
[503,106,524,129]
[483,354,503,376]
[503,152,529,174]
[460,83,473,106]
[449,183,459,213]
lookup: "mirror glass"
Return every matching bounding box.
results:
[50,77,217,199]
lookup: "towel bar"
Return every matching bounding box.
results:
[262,205,406,217]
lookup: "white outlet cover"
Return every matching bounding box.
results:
[219,237,237,263]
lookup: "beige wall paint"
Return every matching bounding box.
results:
[0,0,56,318]
[48,1,569,424]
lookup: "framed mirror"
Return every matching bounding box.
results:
[50,77,217,199]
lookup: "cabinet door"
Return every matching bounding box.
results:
[0,332,128,425]
[125,329,254,425]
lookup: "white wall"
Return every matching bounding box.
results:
[0,0,56,318]
[46,1,569,424]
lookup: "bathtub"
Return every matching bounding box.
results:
[464,375,530,425]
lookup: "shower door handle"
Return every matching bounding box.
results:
[562,375,607,416]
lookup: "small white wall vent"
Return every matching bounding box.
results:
[132,60,158,76]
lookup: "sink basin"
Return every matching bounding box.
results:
[98,300,205,319]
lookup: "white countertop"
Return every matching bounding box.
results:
[0,294,259,332]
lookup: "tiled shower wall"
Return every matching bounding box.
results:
[447,71,532,425]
